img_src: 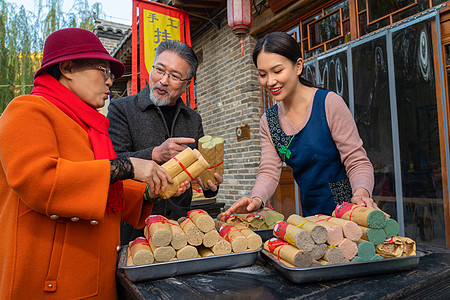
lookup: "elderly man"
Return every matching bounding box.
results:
[108,40,222,244]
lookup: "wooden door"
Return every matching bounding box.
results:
[270,166,300,218]
[436,8,450,248]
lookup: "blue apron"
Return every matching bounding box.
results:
[266,89,352,216]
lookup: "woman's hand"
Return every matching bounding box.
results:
[351,188,390,217]
[223,196,263,216]
[197,173,223,192]
[129,157,173,194]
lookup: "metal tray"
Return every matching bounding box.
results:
[118,245,261,282]
[261,249,424,284]
[254,229,274,242]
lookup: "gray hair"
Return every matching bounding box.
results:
[154,40,198,80]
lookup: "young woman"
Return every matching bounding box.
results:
[225,32,380,217]
[0,28,188,298]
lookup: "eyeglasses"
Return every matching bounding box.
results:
[86,63,115,83]
[152,65,189,83]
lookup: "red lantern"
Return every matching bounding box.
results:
[227,0,252,56]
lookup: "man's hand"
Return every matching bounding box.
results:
[173,181,191,197]
[197,173,223,192]
[152,137,195,163]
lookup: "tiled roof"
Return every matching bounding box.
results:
[93,18,131,54]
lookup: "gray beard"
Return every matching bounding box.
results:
[149,87,172,106]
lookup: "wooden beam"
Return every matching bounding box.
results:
[250,0,326,37]
[173,0,224,3]
[173,0,218,9]
[267,0,296,13]
[349,0,358,40]
[180,7,210,16]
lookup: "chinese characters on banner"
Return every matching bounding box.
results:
[132,0,194,108]
[143,10,182,71]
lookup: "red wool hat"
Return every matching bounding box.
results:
[35,28,125,79]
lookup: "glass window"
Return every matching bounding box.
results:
[368,0,415,23]
[325,0,350,19]
[343,19,351,41]
[358,0,366,12]
[297,0,443,58]
[357,0,439,39]
[300,1,350,58]
[366,18,391,35]
[392,5,421,23]
[304,46,324,59]
[358,11,368,36]
[309,10,342,48]
[433,0,447,6]
[393,21,445,246]
[318,51,348,104]
[302,62,317,87]
[327,36,346,50]
[446,44,450,66]
[302,13,322,40]
[352,37,396,220]
[286,26,301,42]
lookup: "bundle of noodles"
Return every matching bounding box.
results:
[217,208,284,230]
[218,224,248,253]
[128,237,154,265]
[315,214,363,242]
[332,202,387,229]
[264,237,312,268]
[272,221,314,251]
[233,223,263,250]
[286,214,328,244]
[351,240,382,262]
[159,147,209,199]
[144,215,172,247]
[198,136,224,187]
[258,208,285,229]
[215,212,242,230]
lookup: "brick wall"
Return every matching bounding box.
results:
[192,17,263,208]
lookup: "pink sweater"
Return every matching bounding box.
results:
[251,90,374,204]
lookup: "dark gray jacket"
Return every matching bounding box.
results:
[108,85,202,159]
[108,85,217,244]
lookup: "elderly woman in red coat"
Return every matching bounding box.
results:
[0,28,189,299]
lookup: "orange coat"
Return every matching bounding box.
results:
[0,95,153,299]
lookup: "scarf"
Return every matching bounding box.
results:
[31,72,125,213]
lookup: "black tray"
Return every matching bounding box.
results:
[254,229,274,241]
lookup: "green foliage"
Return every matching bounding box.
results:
[0,0,104,112]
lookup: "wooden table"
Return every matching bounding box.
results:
[116,244,450,299]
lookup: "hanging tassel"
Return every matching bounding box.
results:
[240,34,244,56]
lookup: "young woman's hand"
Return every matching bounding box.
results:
[351,188,390,217]
[223,196,263,216]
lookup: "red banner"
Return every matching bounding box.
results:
[131,0,194,108]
